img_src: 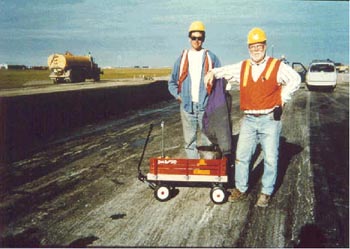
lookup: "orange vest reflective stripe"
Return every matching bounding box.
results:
[241,58,279,87]
[240,58,282,110]
[177,49,213,94]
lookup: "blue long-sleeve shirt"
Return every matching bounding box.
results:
[168,49,221,113]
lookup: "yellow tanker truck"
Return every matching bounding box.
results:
[47,51,103,83]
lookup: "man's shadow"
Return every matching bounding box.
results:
[225,134,238,189]
[274,136,303,193]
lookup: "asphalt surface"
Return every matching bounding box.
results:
[0,76,348,247]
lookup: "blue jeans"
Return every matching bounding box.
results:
[235,113,282,195]
[180,104,212,159]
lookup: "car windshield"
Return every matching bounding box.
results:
[310,64,335,73]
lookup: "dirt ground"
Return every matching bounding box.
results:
[0,77,348,247]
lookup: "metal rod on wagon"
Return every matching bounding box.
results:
[161,121,164,158]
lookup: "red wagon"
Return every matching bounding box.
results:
[138,123,229,204]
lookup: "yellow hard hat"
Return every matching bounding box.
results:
[247,27,267,44]
[188,21,206,32]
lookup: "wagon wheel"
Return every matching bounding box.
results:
[210,187,226,204]
[154,185,171,202]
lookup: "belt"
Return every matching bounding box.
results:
[245,113,270,117]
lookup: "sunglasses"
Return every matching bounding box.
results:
[191,36,204,41]
[249,44,265,51]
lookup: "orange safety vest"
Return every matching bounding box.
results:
[240,57,282,110]
[177,49,213,94]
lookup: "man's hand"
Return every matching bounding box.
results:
[204,70,215,88]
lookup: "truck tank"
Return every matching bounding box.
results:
[47,51,103,83]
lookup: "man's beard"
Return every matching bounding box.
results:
[250,51,266,63]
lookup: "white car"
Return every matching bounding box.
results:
[306,60,337,91]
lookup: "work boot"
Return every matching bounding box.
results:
[228,188,246,202]
[255,193,271,207]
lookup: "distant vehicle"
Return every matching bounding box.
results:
[334,62,349,73]
[305,60,337,91]
[47,51,103,83]
[292,62,307,83]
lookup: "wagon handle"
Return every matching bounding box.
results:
[137,123,153,181]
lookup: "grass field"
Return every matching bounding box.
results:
[0,70,50,89]
[0,67,171,90]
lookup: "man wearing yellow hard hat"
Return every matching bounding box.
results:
[205,27,301,207]
[168,21,231,159]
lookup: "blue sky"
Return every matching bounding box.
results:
[0,0,349,67]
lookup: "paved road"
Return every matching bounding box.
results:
[0,80,348,247]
